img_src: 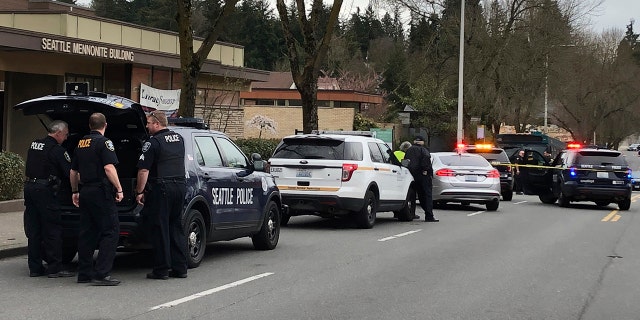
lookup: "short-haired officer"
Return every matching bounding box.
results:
[70,113,123,286]
[135,111,188,280]
[23,120,75,278]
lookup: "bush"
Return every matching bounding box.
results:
[0,151,25,201]
[235,138,280,161]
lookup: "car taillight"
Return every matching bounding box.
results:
[487,169,500,178]
[435,168,456,177]
[505,166,511,173]
[342,163,358,181]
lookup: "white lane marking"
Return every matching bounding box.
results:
[378,229,422,242]
[514,201,527,205]
[467,211,485,217]
[150,272,274,311]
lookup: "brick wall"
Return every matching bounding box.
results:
[243,106,355,139]
[0,0,28,10]
[196,106,245,139]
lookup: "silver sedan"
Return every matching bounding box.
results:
[431,152,501,211]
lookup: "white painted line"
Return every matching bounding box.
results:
[150,272,274,311]
[513,201,527,205]
[378,229,422,242]
[467,211,485,217]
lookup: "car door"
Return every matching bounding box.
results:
[519,149,553,195]
[215,136,263,226]
[367,141,399,201]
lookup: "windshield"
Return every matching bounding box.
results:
[272,139,363,160]
[466,149,509,162]
[574,151,628,166]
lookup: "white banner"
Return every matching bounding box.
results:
[139,83,180,112]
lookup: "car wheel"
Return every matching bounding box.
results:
[185,209,206,269]
[252,201,281,250]
[595,201,610,207]
[354,190,377,229]
[502,190,513,201]
[618,198,631,211]
[486,199,499,211]
[539,193,558,204]
[558,190,570,207]
[395,187,417,221]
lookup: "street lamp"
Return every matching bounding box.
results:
[543,44,575,134]
[457,0,465,145]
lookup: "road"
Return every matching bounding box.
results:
[1,150,640,320]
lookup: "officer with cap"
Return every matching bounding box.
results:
[23,120,75,278]
[404,136,438,222]
[135,110,188,280]
[70,113,123,286]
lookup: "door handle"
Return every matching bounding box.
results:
[392,170,398,173]
[374,168,379,171]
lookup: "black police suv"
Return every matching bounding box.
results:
[14,89,284,268]
[518,146,632,210]
[463,144,514,201]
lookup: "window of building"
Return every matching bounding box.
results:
[66,74,103,92]
[152,67,171,89]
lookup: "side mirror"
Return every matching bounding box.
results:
[401,159,410,167]
[251,153,265,172]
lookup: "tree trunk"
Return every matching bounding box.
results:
[299,79,319,133]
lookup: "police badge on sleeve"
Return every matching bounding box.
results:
[142,142,151,153]
[105,140,115,152]
[64,151,71,163]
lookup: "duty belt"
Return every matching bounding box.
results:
[25,178,49,185]
[149,177,186,183]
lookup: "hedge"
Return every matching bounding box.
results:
[0,151,25,201]
[234,138,280,161]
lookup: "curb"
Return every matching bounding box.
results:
[0,246,27,260]
[0,199,24,214]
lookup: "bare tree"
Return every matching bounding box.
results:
[276,0,343,133]
[176,0,239,117]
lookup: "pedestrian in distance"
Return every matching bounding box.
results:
[23,120,75,278]
[404,136,438,222]
[135,111,188,280]
[393,141,412,162]
[70,113,123,286]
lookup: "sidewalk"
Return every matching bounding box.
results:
[0,199,27,259]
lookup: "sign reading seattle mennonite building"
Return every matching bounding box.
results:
[41,37,135,61]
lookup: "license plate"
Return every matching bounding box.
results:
[296,169,312,178]
[597,172,608,178]
[465,175,477,182]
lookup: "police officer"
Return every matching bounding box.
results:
[23,120,75,278]
[70,113,123,286]
[404,136,438,222]
[135,111,188,280]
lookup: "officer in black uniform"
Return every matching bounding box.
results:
[70,113,123,286]
[404,136,438,222]
[23,120,75,278]
[135,111,188,280]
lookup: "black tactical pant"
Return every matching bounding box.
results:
[23,182,63,274]
[413,173,435,219]
[77,185,119,280]
[144,180,188,276]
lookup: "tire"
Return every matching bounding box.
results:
[558,190,570,207]
[618,198,631,211]
[354,190,377,229]
[539,193,558,204]
[486,199,499,211]
[396,187,417,221]
[595,201,610,207]
[184,209,206,269]
[252,201,281,250]
[502,190,513,201]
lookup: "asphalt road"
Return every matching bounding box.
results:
[1,150,640,320]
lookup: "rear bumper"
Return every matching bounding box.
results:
[561,182,631,201]
[281,194,364,216]
[434,188,501,204]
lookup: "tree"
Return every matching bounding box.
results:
[176,0,239,117]
[276,0,343,133]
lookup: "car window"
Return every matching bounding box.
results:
[272,139,363,161]
[193,136,223,167]
[574,151,628,166]
[368,142,384,163]
[377,142,392,163]
[438,155,489,167]
[217,137,248,168]
[467,149,509,162]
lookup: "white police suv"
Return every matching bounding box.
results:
[268,132,416,228]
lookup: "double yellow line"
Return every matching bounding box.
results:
[601,194,640,222]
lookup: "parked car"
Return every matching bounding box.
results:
[519,145,632,210]
[631,171,640,191]
[431,152,501,211]
[14,88,284,267]
[627,143,640,151]
[268,132,416,228]
[460,144,514,201]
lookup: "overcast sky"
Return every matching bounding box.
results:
[73,0,637,34]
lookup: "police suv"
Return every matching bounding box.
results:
[268,132,416,228]
[519,144,632,210]
[14,86,283,268]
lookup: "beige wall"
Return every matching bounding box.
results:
[243,106,355,139]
